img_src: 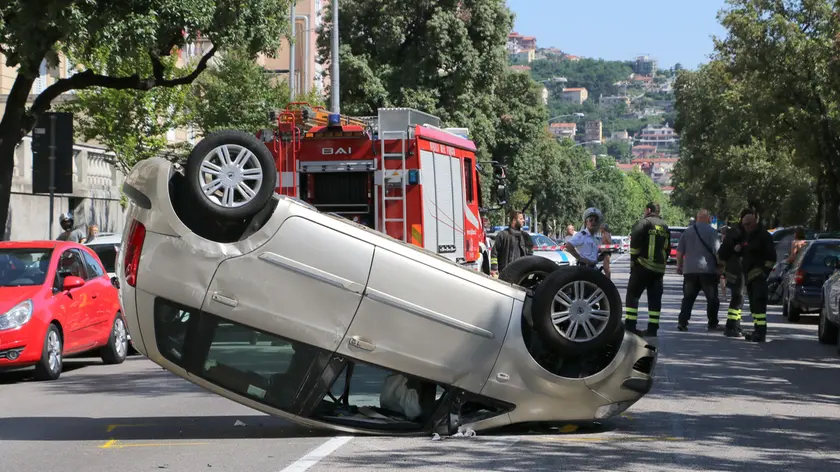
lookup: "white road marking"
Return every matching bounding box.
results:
[279,436,353,472]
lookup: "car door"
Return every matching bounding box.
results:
[54,249,96,351]
[80,249,111,335]
[203,215,375,354]
[335,246,515,393]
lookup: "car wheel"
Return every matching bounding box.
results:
[531,266,623,356]
[781,292,789,319]
[498,255,564,291]
[818,304,839,344]
[788,296,801,322]
[101,313,129,365]
[33,324,62,381]
[184,130,277,221]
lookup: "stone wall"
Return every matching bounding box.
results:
[4,136,126,241]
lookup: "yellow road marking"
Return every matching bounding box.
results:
[99,439,210,449]
[106,424,153,433]
[99,439,118,449]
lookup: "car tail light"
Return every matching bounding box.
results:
[794,269,805,285]
[123,219,146,287]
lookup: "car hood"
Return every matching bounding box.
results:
[0,286,42,313]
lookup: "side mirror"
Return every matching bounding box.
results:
[111,276,121,289]
[496,184,509,206]
[62,275,85,291]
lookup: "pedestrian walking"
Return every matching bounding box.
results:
[718,209,777,342]
[676,209,722,331]
[490,210,534,277]
[625,202,670,337]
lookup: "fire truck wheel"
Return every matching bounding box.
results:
[498,256,564,291]
[185,130,278,221]
[530,266,623,356]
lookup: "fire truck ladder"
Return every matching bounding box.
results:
[379,130,408,242]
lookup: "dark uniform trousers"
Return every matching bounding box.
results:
[624,265,664,334]
[725,269,768,335]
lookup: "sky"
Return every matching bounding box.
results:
[505,0,729,70]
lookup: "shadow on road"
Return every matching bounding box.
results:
[0,415,333,441]
[328,411,840,471]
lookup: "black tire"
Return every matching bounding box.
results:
[498,255,564,291]
[787,295,802,322]
[184,130,277,221]
[818,304,838,344]
[101,313,129,365]
[33,324,63,381]
[531,266,623,357]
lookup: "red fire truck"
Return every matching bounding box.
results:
[259,103,508,273]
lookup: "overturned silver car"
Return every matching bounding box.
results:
[115,130,657,435]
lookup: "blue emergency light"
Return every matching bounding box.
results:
[328,113,341,127]
[408,169,419,185]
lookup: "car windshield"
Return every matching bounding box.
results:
[530,234,556,249]
[670,230,683,246]
[803,242,840,269]
[89,243,119,273]
[0,247,53,287]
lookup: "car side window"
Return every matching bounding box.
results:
[81,250,104,279]
[57,249,87,279]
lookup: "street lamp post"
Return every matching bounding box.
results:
[547,113,585,123]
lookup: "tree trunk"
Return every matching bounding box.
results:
[0,74,38,240]
[814,176,825,231]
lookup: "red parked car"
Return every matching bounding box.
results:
[0,240,127,380]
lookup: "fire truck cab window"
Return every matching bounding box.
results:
[464,158,475,204]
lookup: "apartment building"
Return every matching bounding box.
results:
[549,122,576,141]
[507,32,537,54]
[584,120,602,143]
[634,123,679,147]
[599,95,630,107]
[561,87,588,104]
[632,55,657,77]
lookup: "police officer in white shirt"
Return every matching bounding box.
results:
[565,207,604,268]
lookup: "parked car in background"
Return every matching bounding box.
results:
[85,232,122,278]
[667,227,687,264]
[781,239,840,322]
[0,241,127,380]
[529,233,576,266]
[818,255,840,352]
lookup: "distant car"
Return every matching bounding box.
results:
[667,227,687,264]
[818,254,840,352]
[116,145,657,436]
[782,239,840,322]
[0,241,127,380]
[85,233,122,278]
[528,233,576,265]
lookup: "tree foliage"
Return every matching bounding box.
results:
[0,0,294,234]
[186,49,292,135]
[673,0,840,229]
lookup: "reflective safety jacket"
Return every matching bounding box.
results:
[629,215,671,274]
[719,225,776,282]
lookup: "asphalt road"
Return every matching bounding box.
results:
[2,255,840,472]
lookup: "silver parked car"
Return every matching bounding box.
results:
[116,131,657,435]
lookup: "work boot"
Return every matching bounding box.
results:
[645,325,658,337]
[744,326,767,343]
[624,320,641,335]
[707,320,721,331]
[723,319,742,338]
[677,321,688,332]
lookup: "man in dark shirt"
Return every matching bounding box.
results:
[718,209,776,342]
[626,202,671,337]
[490,210,534,276]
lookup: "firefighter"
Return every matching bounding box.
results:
[490,210,534,276]
[718,209,776,342]
[625,202,670,337]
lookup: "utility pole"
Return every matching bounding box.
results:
[289,2,296,100]
[330,0,340,114]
